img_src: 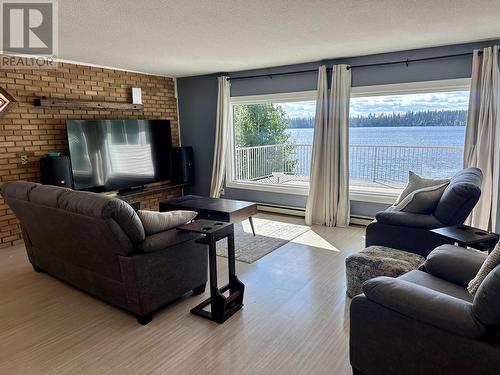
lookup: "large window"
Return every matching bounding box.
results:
[227,79,470,201]
[228,92,316,194]
[349,79,470,198]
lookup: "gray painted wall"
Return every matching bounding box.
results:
[177,73,218,197]
[177,39,500,218]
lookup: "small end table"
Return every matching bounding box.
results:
[177,219,245,323]
[431,225,499,253]
[160,195,258,236]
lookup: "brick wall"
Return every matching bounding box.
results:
[120,189,181,212]
[0,59,181,248]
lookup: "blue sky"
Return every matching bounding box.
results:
[279,90,470,118]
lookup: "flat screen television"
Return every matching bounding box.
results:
[66,119,172,193]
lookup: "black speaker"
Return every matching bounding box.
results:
[172,147,194,183]
[40,155,74,189]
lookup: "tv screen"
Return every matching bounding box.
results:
[66,119,172,192]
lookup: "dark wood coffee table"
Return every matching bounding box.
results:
[159,195,258,236]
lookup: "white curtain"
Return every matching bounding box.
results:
[305,65,351,227]
[464,45,500,231]
[209,76,230,198]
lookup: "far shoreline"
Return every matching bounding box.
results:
[287,124,466,129]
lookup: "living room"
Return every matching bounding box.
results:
[1,1,500,374]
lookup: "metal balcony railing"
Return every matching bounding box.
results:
[234,143,463,186]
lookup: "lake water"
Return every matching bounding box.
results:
[286,126,466,147]
[284,126,465,182]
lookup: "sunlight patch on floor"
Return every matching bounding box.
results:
[290,230,340,252]
[241,220,254,234]
[240,218,309,241]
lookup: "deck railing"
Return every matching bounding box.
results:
[234,144,463,185]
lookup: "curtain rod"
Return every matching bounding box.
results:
[226,51,481,81]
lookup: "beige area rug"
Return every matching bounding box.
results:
[216,217,311,264]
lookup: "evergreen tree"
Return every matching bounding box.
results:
[234,104,291,147]
[286,109,468,129]
[233,104,296,178]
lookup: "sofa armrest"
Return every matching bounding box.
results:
[363,277,486,339]
[138,229,200,253]
[375,210,444,229]
[119,239,208,315]
[424,245,487,287]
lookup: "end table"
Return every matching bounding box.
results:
[431,225,499,253]
[177,220,245,323]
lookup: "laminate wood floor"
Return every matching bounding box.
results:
[0,213,365,375]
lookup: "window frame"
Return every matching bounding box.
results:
[226,90,317,196]
[225,78,471,204]
[349,78,471,203]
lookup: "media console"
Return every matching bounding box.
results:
[107,181,191,211]
[108,181,190,198]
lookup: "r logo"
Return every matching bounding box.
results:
[1,1,57,55]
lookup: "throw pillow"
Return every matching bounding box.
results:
[395,171,450,205]
[137,210,197,235]
[392,182,449,214]
[468,242,500,296]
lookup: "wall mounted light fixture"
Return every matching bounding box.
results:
[132,88,142,105]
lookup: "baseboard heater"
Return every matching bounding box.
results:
[256,203,373,226]
[256,203,306,217]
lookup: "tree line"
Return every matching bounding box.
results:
[287,110,468,128]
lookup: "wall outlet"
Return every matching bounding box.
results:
[20,154,28,165]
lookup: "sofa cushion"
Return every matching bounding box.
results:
[468,242,500,295]
[393,182,449,214]
[1,180,37,200]
[434,168,483,225]
[399,269,473,302]
[28,184,70,207]
[472,264,500,326]
[139,230,200,253]
[395,171,450,205]
[56,189,145,245]
[425,245,487,288]
[137,210,197,235]
[2,181,146,246]
[362,276,486,339]
[375,209,443,229]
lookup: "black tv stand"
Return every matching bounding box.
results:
[118,185,146,196]
[111,181,191,201]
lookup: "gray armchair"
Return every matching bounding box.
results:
[350,244,500,375]
[366,168,483,257]
[1,181,208,325]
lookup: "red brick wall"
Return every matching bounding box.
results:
[0,59,181,248]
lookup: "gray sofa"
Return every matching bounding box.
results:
[366,168,483,257]
[1,181,208,325]
[350,244,500,375]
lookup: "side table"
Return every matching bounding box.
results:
[177,220,245,323]
[431,225,499,253]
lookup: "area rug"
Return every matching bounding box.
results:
[216,217,310,264]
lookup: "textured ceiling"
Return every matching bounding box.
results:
[58,0,500,77]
